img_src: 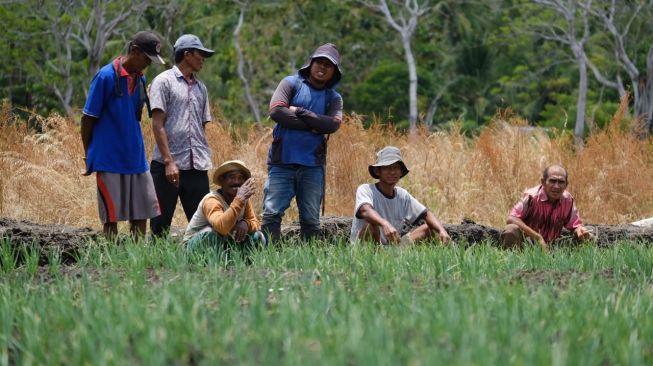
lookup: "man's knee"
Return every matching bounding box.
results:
[405,224,432,242]
[251,231,267,247]
[500,224,524,248]
[261,222,281,243]
[262,195,291,219]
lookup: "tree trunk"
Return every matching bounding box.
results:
[7,67,13,112]
[424,97,438,128]
[52,19,75,120]
[574,49,588,147]
[634,44,653,137]
[233,6,260,124]
[53,85,74,119]
[403,34,418,134]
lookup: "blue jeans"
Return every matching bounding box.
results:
[261,164,324,241]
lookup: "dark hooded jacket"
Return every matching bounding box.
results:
[297,43,342,89]
[267,43,344,166]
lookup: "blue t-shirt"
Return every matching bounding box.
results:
[83,61,148,174]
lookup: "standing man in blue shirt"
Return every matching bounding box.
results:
[80,31,165,239]
[148,34,215,237]
[262,43,344,241]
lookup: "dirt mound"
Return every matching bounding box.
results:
[444,218,501,244]
[282,216,653,246]
[2,217,653,266]
[0,217,98,265]
[282,216,353,240]
[282,216,502,244]
[584,224,653,246]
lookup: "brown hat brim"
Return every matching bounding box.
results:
[212,160,251,186]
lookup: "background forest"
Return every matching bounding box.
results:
[1,0,652,139]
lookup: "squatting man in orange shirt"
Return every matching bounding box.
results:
[183,160,266,251]
[350,146,451,245]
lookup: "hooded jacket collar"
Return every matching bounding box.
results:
[298,43,342,89]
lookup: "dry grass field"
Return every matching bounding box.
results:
[1,98,651,231]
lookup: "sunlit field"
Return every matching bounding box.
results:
[2,238,653,364]
[2,100,653,365]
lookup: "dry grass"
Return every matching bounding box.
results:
[1,99,652,230]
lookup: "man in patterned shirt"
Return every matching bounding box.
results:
[149,34,215,237]
[501,165,593,250]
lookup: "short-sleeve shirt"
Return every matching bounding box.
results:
[83,58,149,174]
[149,66,212,171]
[350,183,427,244]
[509,185,583,243]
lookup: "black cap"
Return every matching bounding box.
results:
[131,31,165,65]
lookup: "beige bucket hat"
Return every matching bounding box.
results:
[368,146,409,179]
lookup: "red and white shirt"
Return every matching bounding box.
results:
[509,185,583,243]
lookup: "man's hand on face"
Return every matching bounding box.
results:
[574,226,593,240]
[235,178,256,201]
[234,220,248,242]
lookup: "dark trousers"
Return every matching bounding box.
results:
[150,160,209,237]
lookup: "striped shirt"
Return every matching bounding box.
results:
[149,66,212,171]
[509,185,583,243]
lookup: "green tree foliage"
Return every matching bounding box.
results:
[349,62,434,127]
[0,0,650,136]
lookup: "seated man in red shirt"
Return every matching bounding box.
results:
[501,165,593,250]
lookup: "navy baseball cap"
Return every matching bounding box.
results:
[174,34,215,57]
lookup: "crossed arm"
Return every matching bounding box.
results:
[268,78,342,134]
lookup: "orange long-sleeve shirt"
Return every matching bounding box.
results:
[202,194,260,236]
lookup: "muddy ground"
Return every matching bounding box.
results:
[0,217,98,265]
[283,216,653,247]
[2,216,653,266]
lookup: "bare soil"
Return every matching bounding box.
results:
[283,216,653,247]
[2,216,653,266]
[511,268,616,288]
[0,217,98,265]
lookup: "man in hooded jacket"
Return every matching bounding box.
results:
[262,43,343,241]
